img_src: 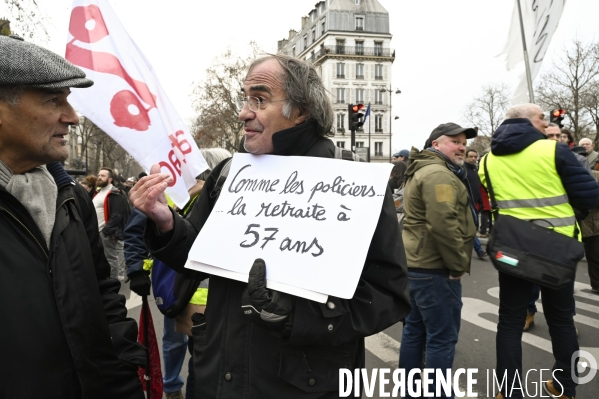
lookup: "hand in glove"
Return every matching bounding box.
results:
[241,258,294,333]
[128,270,151,296]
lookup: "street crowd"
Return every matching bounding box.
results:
[1,32,599,399]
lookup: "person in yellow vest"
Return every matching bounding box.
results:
[479,103,599,399]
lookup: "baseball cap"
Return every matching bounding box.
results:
[424,122,477,149]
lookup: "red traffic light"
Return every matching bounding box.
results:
[552,109,566,117]
[352,104,365,113]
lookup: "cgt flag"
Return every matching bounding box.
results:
[499,0,566,105]
[65,0,208,208]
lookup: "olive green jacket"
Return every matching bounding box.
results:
[581,171,599,238]
[402,148,476,277]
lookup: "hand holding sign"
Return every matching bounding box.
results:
[129,164,174,233]
[241,259,294,333]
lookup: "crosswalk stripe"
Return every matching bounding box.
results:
[487,286,599,328]
[462,297,598,371]
[126,292,142,310]
[365,331,400,368]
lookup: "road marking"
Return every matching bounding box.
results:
[462,296,598,371]
[487,284,599,328]
[126,292,142,310]
[366,331,400,368]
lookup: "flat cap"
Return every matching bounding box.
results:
[0,35,93,89]
[424,122,477,148]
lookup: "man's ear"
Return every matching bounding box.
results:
[294,109,308,125]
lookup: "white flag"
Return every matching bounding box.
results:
[65,0,208,208]
[500,0,566,104]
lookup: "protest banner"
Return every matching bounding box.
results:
[65,0,208,208]
[186,153,393,302]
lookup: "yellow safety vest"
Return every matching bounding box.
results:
[479,139,577,238]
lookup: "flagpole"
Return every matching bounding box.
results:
[368,103,371,162]
[516,0,535,103]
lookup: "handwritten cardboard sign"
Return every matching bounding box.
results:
[186,153,392,302]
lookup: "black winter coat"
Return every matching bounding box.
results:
[146,122,411,399]
[0,162,145,399]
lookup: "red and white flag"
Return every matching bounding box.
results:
[65,0,208,207]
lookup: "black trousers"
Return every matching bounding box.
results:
[480,210,493,234]
[583,234,599,289]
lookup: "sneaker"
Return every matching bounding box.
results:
[477,251,487,260]
[523,310,535,331]
[543,379,574,398]
[165,391,184,399]
[591,287,599,294]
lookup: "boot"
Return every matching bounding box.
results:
[523,310,535,331]
[543,379,575,398]
[495,393,504,399]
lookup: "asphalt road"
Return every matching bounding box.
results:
[122,253,599,398]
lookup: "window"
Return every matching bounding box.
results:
[375,142,383,156]
[321,19,326,35]
[356,142,364,148]
[312,28,316,43]
[337,113,345,130]
[375,64,383,80]
[337,141,345,148]
[303,35,308,50]
[292,46,296,56]
[311,50,315,61]
[355,17,364,31]
[356,63,364,79]
[355,88,364,104]
[374,41,383,56]
[355,0,360,4]
[336,63,345,78]
[336,88,345,104]
[374,89,384,105]
[355,41,364,55]
[375,114,383,132]
[336,39,345,54]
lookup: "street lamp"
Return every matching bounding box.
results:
[380,87,401,162]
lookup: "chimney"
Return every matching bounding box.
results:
[289,30,297,40]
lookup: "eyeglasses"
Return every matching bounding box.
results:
[236,95,286,112]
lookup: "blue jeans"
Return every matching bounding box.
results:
[473,236,484,255]
[496,272,578,398]
[399,270,462,398]
[163,316,188,393]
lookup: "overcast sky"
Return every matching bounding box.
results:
[10,0,599,153]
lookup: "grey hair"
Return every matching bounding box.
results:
[0,84,25,106]
[548,122,560,127]
[504,103,542,120]
[247,54,334,137]
[200,148,233,170]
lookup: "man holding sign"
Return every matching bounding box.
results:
[131,54,410,398]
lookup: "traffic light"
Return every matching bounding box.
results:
[550,109,566,128]
[348,103,365,131]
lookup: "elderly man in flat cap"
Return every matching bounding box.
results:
[398,123,478,398]
[0,35,144,399]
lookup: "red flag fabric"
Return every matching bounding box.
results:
[137,298,163,398]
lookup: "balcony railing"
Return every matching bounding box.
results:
[336,74,345,79]
[306,45,394,63]
[356,74,364,79]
